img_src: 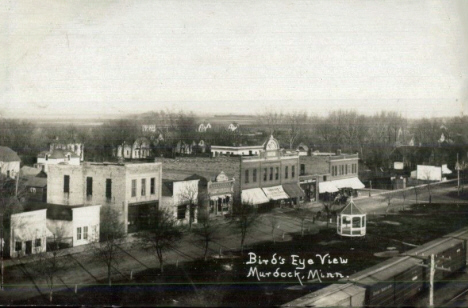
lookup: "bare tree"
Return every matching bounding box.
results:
[266,212,279,243]
[138,207,183,273]
[30,226,67,302]
[192,208,220,261]
[91,206,125,286]
[322,201,334,228]
[231,202,259,255]
[258,108,284,135]
[176,181,199,230]
[384,193,395,213]
[283,111,309,150]
[294,203,312,237]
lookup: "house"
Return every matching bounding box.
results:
[116,137,152,160]
[197,122,212,132]
[36,149,81,173]
[0,146,21,179]
[161,176,200,224]
[49,141,84,161]
[47,161,162,233]
[296,143,309,156]
[23,175,47,203]
[227,123,239,132]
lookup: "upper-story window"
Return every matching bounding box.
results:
[263,168,267,181]
[292,166,295,178]
[300,164,305,176]
[285,166,289,179]
[151,178,155,194]
[345,164,348,174]
[269,167,273,181]
[253,169,257,182]
[86,177,93,197]
[245,169,249,184]
[131,179,137,197]
[141,179,146,196]
[64,175,70,193]
[275,167,279,180]
[106,179,112,200]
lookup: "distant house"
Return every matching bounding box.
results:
[296,143,309,156]
[197,122,212,132]
[227,123,239,132]
[36,149,81,172]
[49,141,84,161]
[116,137,152,160]
[23,175,47,203]
[0,146,21,179]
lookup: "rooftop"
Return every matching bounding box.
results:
[0,146,20,162]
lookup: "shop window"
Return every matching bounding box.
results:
[77,227,82,240]
[15,241,22,251]
[141,179,146,196]
[131,180,137,197]
[150,178,155,194]
[35,239,41,247]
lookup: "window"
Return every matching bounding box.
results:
[83,226,88,240]
[15,241,21,251]
[131,179,137,197]
[269,167,273,181]
[77,227,82,240]
[86,177,93,196]
[253,169,257,182]
[106,179,112,200]
[30,187,36,194]
[64,175,70,193]
[300,164,305,176]
[292,166,295,178]
[275,167,279,180]
[285,166,289,179]
[45,155,49,161]
[177,205,186,219]
[35,239,41,247]
[150,178,155,194]
[141,179,146,196]
[263,168,267,181]
[245,169,249,184]
[345,165,348,174]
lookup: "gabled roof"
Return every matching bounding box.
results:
[20,166,41,177]
[23,176,47,188]
[0,146,20,162]
[340,198,365,215]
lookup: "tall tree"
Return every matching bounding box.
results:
[138,207,183,273]
[192,208,220,261]
[91,206,125,286]
[231,202,259,255]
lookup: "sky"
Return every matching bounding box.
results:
[1,0,467,119]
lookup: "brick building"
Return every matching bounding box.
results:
[156,135,304,210]
[299,150,364,200]
[47,162,162,233]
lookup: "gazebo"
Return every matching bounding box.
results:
[337,197,366,237]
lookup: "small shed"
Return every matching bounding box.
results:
[337,197,366,237]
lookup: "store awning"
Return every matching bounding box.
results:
[262,186,290,200]
[319,181,339,193]
[331,177,365,190]
[241,188,270,205]
[282,183,305,198]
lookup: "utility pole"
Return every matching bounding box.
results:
[415,254,450,308]
[456,153,461,196]
[0,213,3,291]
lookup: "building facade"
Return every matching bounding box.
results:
[10,209,49,258]
[211,145,263,157]
[47,162,162,233]
[36,149,81,173]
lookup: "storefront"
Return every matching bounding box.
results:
[241,188,270,206]
[282,183,306,205]
[207,171,235,216]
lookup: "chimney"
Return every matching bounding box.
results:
[337,149,341,155]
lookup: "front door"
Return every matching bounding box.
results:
[25,241,32,255]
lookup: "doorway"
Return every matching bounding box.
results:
[25,241,32,255]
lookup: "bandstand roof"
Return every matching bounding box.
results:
[340,198,365,215]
